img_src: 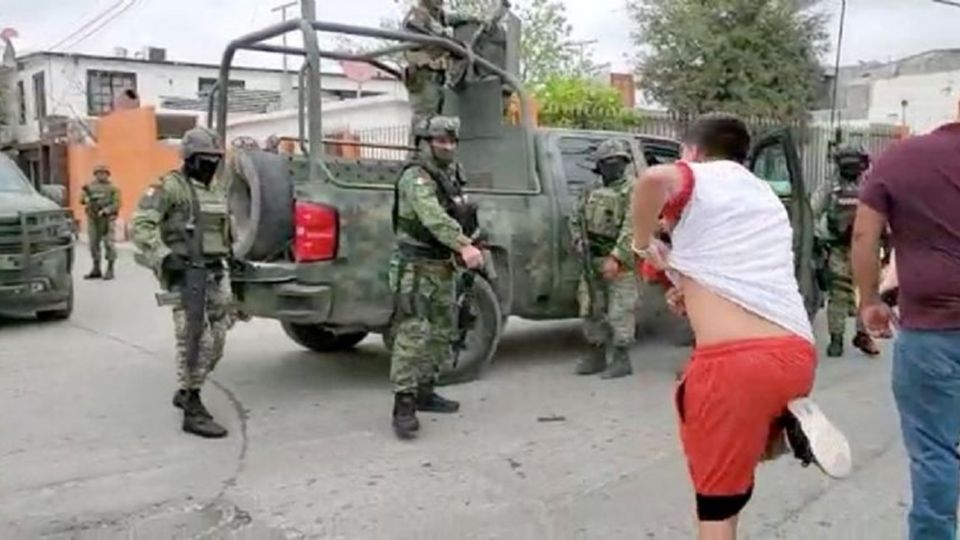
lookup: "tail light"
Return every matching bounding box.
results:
[294,201,339,262]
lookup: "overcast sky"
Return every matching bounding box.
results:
[4,0,959,73]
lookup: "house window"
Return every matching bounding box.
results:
[32,72,47,120]
[16,81,26,124]
[198,77,245,96]
[86,70,137,115]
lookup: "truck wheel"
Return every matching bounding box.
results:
[37,282,73,322]
[440,277,503,385]
[227,150,294,261]
[380,277,503,385]
[281,322,368,352]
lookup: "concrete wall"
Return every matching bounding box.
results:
[6,53,405,143]
[68,107,181,239]
[867,69,960,134]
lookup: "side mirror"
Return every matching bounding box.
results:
[40,184,66,206]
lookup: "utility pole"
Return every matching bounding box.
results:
[272,1,298,109]
[829,0,847,145]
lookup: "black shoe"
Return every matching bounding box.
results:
[826,333,843,357]
[392,392,419,439]
[575,346,606,375]
[83,267,102,279]
[416,384,460,413]
[852,332,880,357]
[172,389,188,410]
[180,389,227,438]
[601,347,633,379]
[103,262,115,280]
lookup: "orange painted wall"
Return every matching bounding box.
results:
[68,107,181,239]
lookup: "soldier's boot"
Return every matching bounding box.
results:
[392,392,420,439]
[575,346,606,375]
[416,384,460,413]
[172,389,188,409]
[84,262,102,280]
[826,333,844,357]
[852,331,880,357]
[601,346,633,379]
[181,389,228,439]
[103,260,115,280]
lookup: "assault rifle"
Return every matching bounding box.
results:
[575,189,606,326]
[451,202,495,368]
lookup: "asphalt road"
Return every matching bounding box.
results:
[0,249,916,539]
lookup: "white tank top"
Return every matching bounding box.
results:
[667,160,814,343]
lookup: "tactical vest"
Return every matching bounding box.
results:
[160,173,231,260]
[583,180,627,256]
[392,159,477,259]
[84,181,117,217]
[829,180,860,243]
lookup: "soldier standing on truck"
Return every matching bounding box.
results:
[819,145,880,358]
[80,164,120,280]
[570,138,640,379]
[402,0,480,127]
[389,115,485,440]
[130,127,234,439]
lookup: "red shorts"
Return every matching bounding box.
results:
[676,336,816,497]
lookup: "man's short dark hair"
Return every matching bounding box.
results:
[683,113,751,163]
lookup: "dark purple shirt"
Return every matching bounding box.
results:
[859,122,960,330]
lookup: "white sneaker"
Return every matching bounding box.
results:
[786,397,853,479]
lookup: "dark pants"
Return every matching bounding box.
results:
[893,329,960,540]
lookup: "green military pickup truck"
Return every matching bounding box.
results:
[0,154,75,321]
[214,8,821,383]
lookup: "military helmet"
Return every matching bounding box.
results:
[593,138,632,164]
[834,143,869,164]
[412,115,460,141]
[93,163,110,174]
[180,126,224,160]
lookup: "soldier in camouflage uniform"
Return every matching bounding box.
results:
[80,164,120,280]
[402,0,479,127]
[389,115,485,439]
[131,127,234,438]
[570,138,639,379]
[820,145,879,358]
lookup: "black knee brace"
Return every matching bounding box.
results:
[696,485,753,521]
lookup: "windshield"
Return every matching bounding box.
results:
[0,154,32,193]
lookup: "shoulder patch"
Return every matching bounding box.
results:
[137,184,165,211]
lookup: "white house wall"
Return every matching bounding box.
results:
[6,53,405,144]
[867,70,960,134]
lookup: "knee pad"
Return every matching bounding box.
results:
[696,486,753,521]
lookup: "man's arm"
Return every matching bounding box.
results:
[104,185,121,216]
[851,203,887,306]
[630,164,685,250]
[404,6,452,37]
[79,185,89,207]
[402,172,471,251]
[610,182,635,264]
[131,183,172,272]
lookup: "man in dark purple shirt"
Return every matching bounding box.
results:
[852,122,960,540]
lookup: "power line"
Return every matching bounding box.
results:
[48,0,128,52]
[59,0,140,52]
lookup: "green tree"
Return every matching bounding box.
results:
[627,0,829,120]
[534,76,637,130]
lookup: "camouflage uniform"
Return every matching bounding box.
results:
[819,145,878,358]
[402,0,477,127]
[79,165,120,280]
[389,115,479,438]
[570,138,639,379]
[131,127,234,438]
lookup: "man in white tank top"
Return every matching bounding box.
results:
[630,113,851,540]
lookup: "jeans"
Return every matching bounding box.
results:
[893,329,960,540]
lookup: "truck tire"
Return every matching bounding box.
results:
[227,150,294,261]
[383,277,503,385]
[281,321,368,352]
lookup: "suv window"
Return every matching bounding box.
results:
[751,143,792,198]
[0,155,31,193]
[558,136,602,198]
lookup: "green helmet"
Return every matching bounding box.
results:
[834,144,869,176]
[181,126,224,160]
[93,163,110,174]
[594,138,632,164]
[413,115,460,141]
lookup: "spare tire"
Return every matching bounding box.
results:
[226,150,294,261]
